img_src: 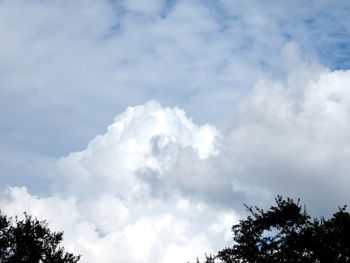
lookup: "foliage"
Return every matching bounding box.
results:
[201,196,350,263]
[0,211,80,263]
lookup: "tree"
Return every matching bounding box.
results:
[0,211,80,263]
[200,196,350,263]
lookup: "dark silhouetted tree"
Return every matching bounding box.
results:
[199,196,350,263]
[0,210,80,263]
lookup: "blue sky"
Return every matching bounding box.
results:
[1,1,350,262]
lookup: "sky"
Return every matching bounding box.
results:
[1,0,350,262]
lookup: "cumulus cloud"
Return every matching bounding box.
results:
[1,0,350,262]
[222,64,350,214]
[1,101,238,263]
[2,63,350,261]
[54,100,219,198]
[1,185,238,263]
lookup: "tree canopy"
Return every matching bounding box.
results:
[201,196,350,263]
[0,211,80,263]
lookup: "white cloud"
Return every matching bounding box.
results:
[1,0,349,159]
[1,0,350,262]
[54,100,219,198]
[3,64,350,261]
[222,64,350,214]
[1,101,237,263]
[1,185,238,263]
